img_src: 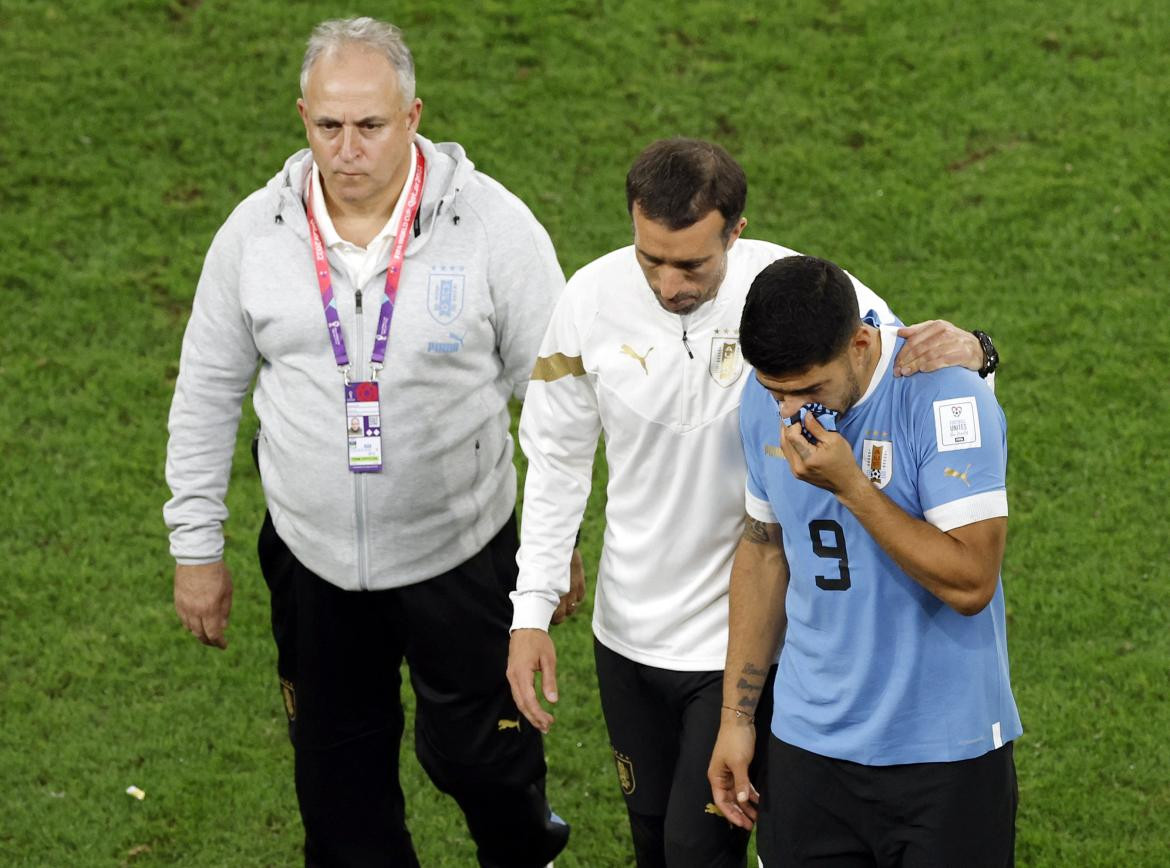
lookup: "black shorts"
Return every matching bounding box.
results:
[594,638,775,868]
[760,735,1017,867]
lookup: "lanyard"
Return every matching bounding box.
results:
[305,151,427,378]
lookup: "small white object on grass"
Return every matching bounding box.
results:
[126,785,146,800]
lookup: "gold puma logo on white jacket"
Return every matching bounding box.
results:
[620,344,653,374]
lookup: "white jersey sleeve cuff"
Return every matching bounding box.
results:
[745,489,778,524]
[175,554,227,566]
[924,490,1008,532]
[510,591,560,633]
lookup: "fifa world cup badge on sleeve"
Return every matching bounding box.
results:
[932,397,981,452]
[346,381,383,472]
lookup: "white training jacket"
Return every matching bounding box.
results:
[511,239,893,669]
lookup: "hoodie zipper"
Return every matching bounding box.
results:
[303,151,448,590]
[353,287,370,591]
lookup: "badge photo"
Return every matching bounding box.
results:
[345,381,383,473]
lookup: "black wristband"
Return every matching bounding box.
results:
[972,330,999,378]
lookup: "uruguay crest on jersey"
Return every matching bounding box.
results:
[427,270,465,325]
[708,336,743,387]
[862,438,893,489]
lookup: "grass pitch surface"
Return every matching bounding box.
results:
[2,0,1168,865]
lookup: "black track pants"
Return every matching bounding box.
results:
[258,512,570,868]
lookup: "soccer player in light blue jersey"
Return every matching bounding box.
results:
[708,255,1020,866]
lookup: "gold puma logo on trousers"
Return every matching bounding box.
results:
[620,344,653,374]
[497,719,521,731]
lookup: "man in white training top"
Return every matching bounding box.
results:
[507,138,997,867]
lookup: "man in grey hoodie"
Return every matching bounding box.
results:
[164,17,569,868]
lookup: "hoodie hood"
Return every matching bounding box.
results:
[267,135,475,257]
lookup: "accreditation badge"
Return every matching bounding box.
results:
[345,381,383,473]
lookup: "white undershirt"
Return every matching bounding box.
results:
[309,143,418,289]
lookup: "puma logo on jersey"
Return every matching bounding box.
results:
[620,344,653,374]
[497,718,521,731]
[944,464,973,486]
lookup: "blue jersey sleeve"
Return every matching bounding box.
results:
[911,368,1008,531]
[740,377,779,523]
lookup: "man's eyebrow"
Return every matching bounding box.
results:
[786,384,822,396]
[312,114,389,125]
[755,372,823,395]
[635,247,711,269]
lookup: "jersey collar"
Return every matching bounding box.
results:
[853,325,901,410]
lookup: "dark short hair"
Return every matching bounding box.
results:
[739,256,860,376]
[625,138,747,238]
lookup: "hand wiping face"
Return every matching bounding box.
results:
[781,402,839,445]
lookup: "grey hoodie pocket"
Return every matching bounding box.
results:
[467,392,507,507]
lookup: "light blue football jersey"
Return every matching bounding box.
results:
[741,326,1021,765]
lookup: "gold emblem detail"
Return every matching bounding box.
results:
[620,344,654,374]
[944,464,973,486]
[705,803,724,817]
[614,750,636,795]
[862,439,893,489]
[497,718,521,731]
[279,677,296,721]
[764,444,785,459]
[708,337,743,387]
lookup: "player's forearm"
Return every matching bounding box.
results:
[836,480,1005,615]
[723,525,788,719]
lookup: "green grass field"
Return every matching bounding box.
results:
[2,0,1168,864]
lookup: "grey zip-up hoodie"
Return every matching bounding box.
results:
[164,136,564,590]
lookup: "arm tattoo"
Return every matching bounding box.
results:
[735,663,769,712]
[743,517,773,544]
[736,678,762,694]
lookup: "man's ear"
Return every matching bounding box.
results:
[724,216,748,250]
[405,98,423,133]
[849,322,878,359]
